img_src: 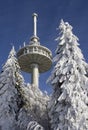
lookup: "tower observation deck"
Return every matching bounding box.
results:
[17,13,52,87]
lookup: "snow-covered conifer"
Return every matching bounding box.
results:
[0,46,24,130]
[18,83,50,130]
[48,20,88,130]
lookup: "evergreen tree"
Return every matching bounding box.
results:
[48,20,88,130]
[0,46,24,130]
[0,46,49,130]
[17,78,49,130]
[18,83,50,130]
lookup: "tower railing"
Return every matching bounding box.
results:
[17,45,52,60]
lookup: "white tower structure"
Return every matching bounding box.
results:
[17,13,52,87]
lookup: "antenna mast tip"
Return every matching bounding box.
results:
[33,13,38,17]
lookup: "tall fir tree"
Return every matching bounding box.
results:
[48,20,88,130]
[0,46,24,130]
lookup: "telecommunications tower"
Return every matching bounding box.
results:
[17,13,52,87]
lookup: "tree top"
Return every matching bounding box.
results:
[8,46,16,58]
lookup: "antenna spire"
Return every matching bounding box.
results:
[33,13,38,37]
[30,13,39,43]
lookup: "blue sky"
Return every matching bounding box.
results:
[0,0,88,93]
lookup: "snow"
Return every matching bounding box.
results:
[47,20,88,130]
[0,47,21,130]
[27,121,44,130]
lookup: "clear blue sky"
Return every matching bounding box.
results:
[0,0,88,93]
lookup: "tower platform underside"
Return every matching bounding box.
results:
[17,45,52,73]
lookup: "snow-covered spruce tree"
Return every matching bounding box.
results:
[0,46,24,130]
[18,83,50,130]
[47,20,88,130]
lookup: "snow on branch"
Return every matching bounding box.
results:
[27,121,45,130]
